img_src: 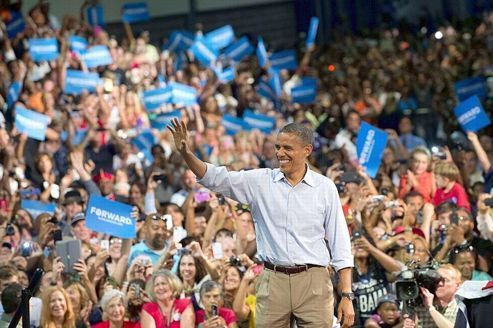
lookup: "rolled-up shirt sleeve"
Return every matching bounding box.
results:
[198,163,255,205]
[324,181,354,271]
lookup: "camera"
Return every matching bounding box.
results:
[352,230,361,239]
[335,182,346,194]
[395,265,443,308]
[176,248,191,257]
[229,256,241,266]
[20,241,33,257]
[152,174,167,183]
[217,193,226,205]
[484,198,493,207]
[5,224,15,236]
[450,212,460,225]
[211,304,218,316]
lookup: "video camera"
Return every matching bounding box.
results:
[395,264,443,314]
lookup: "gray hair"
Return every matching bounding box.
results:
[199,280,223,300]
[278,123,314,146]
[100,289,125,310]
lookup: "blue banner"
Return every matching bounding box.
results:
[86,5,105,27]
[356,122,388,178]
[205,25,235,50]
[224,36,254,62]
[453,96,491,132]
[213,66,235,84]
[164,30,195,53]
[454,76,488,101]
[132,130,156,150]
[269,49,298,71]
[122,2,150,24]
[169,82,197,105]
[6,81,22,108]
[29,38,59,62]
[72,129,88,146]
[258,79,277,101]
[21,200,56,219]
[86,195,136,239]
[15,107,50,141]
[69,36,88,53]
[306,17,319,48]
[222,114,250,136]
[6,11,25,39]
[243,110,276,134]
[143,87,172,111]
[257,37,268,68]
[81,45,112,68]
[64,70,102,95]
[150,110,182,130]
[190,39,218,67]
[291,77,317,104]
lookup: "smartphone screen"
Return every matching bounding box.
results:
[100,240,109,251]
[212,242,223,259]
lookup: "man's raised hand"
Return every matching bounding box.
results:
[168,118,189,153]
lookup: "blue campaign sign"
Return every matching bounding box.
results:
[213,66,235,84]
[6,11,25,39]
[122,2,150,24]
[454,77,488,101]
[257,37,268,68]
[258,80,277,101]
[164,30,195,52]
[15,106,50,141]
[306,17,319,48]
[21,200,56,219]
[356,122,388,178]
[143,87,172,111]
[169,82,198,105]
[29,38,59,62]
[243,110,276,134]
[6,81,22,108]
[69,36,88,53]
[453,96,491,132]
[86,5,105,27]
[224,36,254,62]
[269,49,298,71]
[72,129,88,146]
[86,195,136,239]
[291,77,317,104]
[132,130,156,150]
[190,39,218,67]
[150,110,182,130]
[64,70,102,95]
[222,114,251,136]
[81,45,112,68]
[205,25,235,50]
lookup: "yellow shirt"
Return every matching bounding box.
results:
[246,294,256,328]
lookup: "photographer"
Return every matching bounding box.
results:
[476,193,493,242]
[419,264,462,328]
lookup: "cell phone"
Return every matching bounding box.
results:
[194,191,211,203]
[484,198,493,207]
[162,214,173,230]
[217,193,226,205]
[211,304,218,317]
[370,195,385,203]
[212,242,223,259]
[450,212,459,225]
[100,240,109,251]
[132,283,140,298]
[52,229,63,242]
[152,174,167,183]
[251,264,264,276]
[55,240,81,273]
[173,227,187,244]
[20,241,33,257]
[352,230,362,239]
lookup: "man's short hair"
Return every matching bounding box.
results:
[0,264,18,281]
[1,282,22,314]
[435,200,457,215]
[434,161,460,182]
[279,123,314,146]
[199,280,223,300]
[404,191,424,203]
[439,264,462,282]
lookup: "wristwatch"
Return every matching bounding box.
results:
[341,292,355,301]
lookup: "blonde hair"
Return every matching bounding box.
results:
[40,287,76,328]
[439,264,462,282]
[146,269,183,302]
[434,161,460,182]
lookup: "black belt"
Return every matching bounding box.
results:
[264,262,323,275]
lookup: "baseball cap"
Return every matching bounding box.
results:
[376,294,399,310]
[71,212,86,226]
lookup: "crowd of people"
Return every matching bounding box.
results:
[1,0,493,327]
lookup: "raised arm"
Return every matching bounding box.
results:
[467,131,491,173]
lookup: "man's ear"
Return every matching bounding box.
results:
[304,144,313,158]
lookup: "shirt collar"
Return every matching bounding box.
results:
[273,164,315,187]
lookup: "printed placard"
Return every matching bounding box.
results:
[86,195,136,239]
[21,200,56,219]
[356,122,388,178]
[453,95,491,132]
[14,107,50,141]
[64,70,102,95]
[122,2,150,23]
[29,38,59,62]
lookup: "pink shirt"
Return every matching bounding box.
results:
[195,307,237,326]
[433,182,471,211]
[142,298,192,328]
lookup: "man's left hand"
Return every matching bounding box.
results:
[337,297,355,328]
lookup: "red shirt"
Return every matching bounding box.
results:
[142,299,191,328]
[399,171,435,202]
[196,307,237,326]
[91,321,140,328]
[432,182,471,211]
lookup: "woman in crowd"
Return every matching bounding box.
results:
[41,286,76,328]
[176,249,209,305]
[92,289,140,328]
[220,264,243,309]
[399,147,435,203]
[141,269,195,327]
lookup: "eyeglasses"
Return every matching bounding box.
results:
[451,244,474,254]
[148,214,169,222]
